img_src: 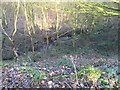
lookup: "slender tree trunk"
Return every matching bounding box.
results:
[12,0,20,61]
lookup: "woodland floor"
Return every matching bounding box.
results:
[1,51,119,89]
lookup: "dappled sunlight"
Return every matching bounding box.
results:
[1,0,119,89]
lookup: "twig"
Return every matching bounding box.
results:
[70,55,79,88]
[64,81,72,88]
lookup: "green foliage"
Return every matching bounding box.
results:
[57,57,73,68]
[32,70,46,82]
[56,75,68,80]
[73,66,102,83]
[118,78,120,84]
[20,66,47,82]
[0,63,11,68]
[100,78,109,85]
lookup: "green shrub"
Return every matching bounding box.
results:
[73,66,102,84]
